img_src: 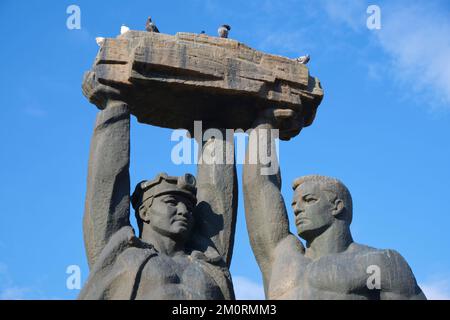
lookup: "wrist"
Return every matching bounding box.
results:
[106,99,127,109]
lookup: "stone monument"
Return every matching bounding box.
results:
[79,27,421,300]
[79,30,322,300]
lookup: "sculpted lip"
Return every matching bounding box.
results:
[174,217,189,224]
[295,217,308,226]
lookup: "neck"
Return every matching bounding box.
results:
[304,222,353,260]
[141,227,185,256]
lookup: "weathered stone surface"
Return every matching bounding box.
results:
[82,31,323,132]
[80,102,237,300]
[242,113,427,300]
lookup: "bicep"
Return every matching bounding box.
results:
[244,176,293,251]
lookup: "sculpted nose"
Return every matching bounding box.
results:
[176,202,189,216]
[293,202,303,216]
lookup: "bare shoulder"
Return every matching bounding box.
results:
[350,243,426,299]
[350,244,411,271]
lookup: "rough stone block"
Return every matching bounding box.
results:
[83,31,324,132]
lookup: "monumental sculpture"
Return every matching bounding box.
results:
[78,98,237,299]
[79,29,322,299]
[242,108,426,300]
[79,27,423,300]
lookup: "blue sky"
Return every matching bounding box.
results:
[0,0,449,299]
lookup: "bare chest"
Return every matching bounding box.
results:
[134,254,224,300]
[270,253,379,300]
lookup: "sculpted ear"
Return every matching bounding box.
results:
[332,199,345,217]
[139,205,150,223]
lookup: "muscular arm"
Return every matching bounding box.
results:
[194,129,238,268]
[242,121,304,292]
[83,100,131,269]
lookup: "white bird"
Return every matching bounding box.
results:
[296,54,310,64]
[95,37,105,46]
[218,24,231,38]
[120,24,130,35]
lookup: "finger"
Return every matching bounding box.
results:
[273,109,295,119]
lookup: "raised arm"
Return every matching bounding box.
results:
[242,109,305,290]
[194,129,238,268]
[82,74,131,268]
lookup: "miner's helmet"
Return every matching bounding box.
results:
[131,173,197,210]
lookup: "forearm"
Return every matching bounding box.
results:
[195,130,238,267]
[243,123,291,274]
[83,101,131,268]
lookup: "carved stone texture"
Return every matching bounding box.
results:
[82,31,323,133]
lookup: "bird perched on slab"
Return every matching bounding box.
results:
[120,24,130,35]
[218,24,231,38]
[95,37,105,46]
[296,54,310,64]
[146,17,160,32]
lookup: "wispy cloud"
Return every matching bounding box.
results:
[0,287,33,300]
[0,262,32,300]
[374,2,450,108]
[258,30,312,57]
[22,106,47,118]
[420,278,450,300]
[0,262,47,300]
[314,0,450,109]
[320,0,367,32]
[233,276,265,300]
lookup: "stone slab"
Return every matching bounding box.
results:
[83,31,324,132]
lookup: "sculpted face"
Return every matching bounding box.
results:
[292,182,335,241]
[146,193,195,240]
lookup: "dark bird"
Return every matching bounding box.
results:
[296,54,310,64]
[146,17,160,33]
[200,30,206,34]
[218,24,231,38]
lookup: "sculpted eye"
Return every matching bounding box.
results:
[304,196,317,203]
[164,198,177,205]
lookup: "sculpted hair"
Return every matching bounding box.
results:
[131,182,154,238]
[292,175,353,224]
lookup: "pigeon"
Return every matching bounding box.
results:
[218,24,231,38]
[296,54,310,64]
[95,37,105,46]
[200,30,206,34]
[145,17,160,33]
[120,24,130,35]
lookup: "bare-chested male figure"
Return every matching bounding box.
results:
[79,80,237,300]
[243,108,426,300]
